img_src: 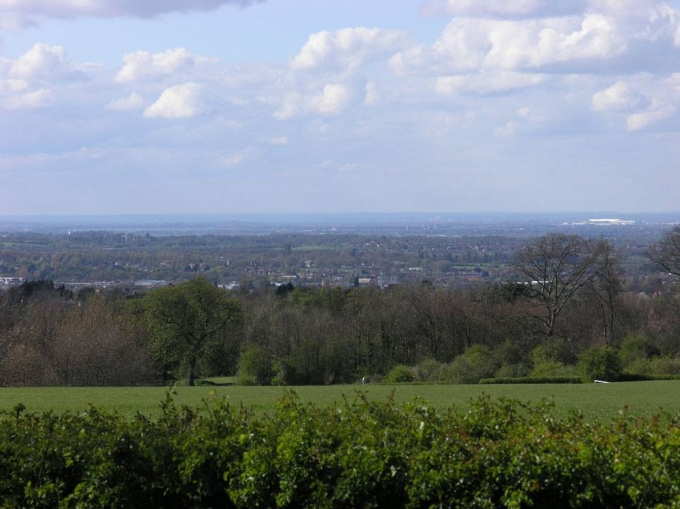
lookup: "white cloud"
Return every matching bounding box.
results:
[107,93,144,111]
[309,84,352,115]
[9,43,80,80]
[275,83,356,119]
[422,0,674,23]
[392,14,626,75]
[117,48,206,82]
[436,71,547,95]
[0,0,265,29]
[0,79,28,94]
[626,103,676,130]
[598,1,680,48]
[273,97,298,120]
[270,137,288,145]
[591,81,642,111]
[290,27,410,73]
[364,82,379,106]
[494,120,516,137]
[668,73,680,91]
[219,148,251,167]
[144,83,205,118]
[1,88,53,109]
[590,73,680,131]
[493,105,545,137]
[0,73,54,110]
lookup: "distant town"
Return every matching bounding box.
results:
[1,213,677,295]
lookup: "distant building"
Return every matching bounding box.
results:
[588,219,635,225]
[0,277,24,286]
[134,280,169,288]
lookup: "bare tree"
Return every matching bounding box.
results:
[513,234,607,337]
[588,241,623,346]
[53,298,154,386]
[649,225,680,276]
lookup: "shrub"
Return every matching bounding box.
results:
[495,362,531,379]
[3,393,680,507]
[528,340,579,378]
[415,358,446,382]
[237,344,275,386]
[493,340,530,368]
[619,334,660,368]
[530,360,578,378]
[578,347,622,382]
[445,345,498,384]
[383,365,416,383]
[625,356,680,377]
[531,339,575,365]
[616,373,680,382]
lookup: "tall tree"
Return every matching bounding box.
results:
[587,241,623,346]
[513,234,607,337]
[144,278,241,386]
[649,225,680,277]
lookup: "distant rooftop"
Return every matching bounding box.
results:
[588,219,635,225]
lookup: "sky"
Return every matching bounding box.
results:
[1,0,679,215]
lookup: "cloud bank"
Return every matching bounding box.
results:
[0,0,265,28]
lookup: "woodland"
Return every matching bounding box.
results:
[0,227,679,388]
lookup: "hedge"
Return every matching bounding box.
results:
[479,376,582,385]
[617,373,680,382]
[1,392,680,508]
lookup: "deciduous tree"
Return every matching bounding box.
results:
[649,225,680,276]
[144,278,241,386]
[513,234,608,337]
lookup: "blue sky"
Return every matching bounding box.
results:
[1,0,679,215]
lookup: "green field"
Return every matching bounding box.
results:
[1,380,680,421]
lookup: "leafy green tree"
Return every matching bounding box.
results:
[144,278,241,386]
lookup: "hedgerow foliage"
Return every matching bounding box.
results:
[2,392,680,508]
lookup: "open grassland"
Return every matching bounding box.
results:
[1,380,680,421]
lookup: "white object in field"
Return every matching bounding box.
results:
[594,380,610,384]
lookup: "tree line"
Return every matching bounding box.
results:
[0,229,679,387]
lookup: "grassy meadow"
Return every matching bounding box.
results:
[1,380,680,421]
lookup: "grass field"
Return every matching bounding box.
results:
[1,380,680,421]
